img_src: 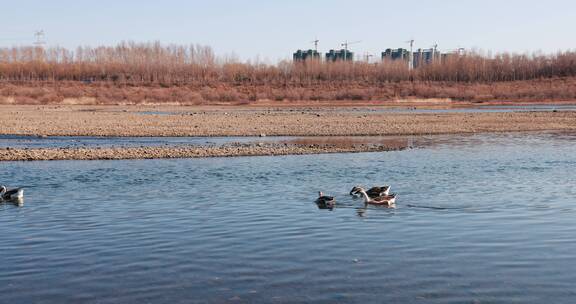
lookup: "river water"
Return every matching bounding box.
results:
[1,132,575,303]
[0,135,290,149]
[134,104,576,116]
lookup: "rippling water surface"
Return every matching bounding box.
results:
[1,132,576,303]
[0,135,290,149]
[134,104,576,116]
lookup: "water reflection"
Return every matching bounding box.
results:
[355,204,397,217]
[285,137,411,150]
[315,201,334,211]
[406,204,459,210]
[0,198,23,207]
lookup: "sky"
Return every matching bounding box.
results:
[1,0,575,62]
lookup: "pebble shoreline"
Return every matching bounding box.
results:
[0,143,408,161]
[1,105,575,161]
[1,105,575,137]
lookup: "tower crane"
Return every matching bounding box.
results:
[34,30,45,46]
[365,53,373,63]
[341,40,361,61]
[406,39,415,70]
[432,43,438,63]
[311,38,319,52]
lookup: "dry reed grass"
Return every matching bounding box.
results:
[1,42,575,104]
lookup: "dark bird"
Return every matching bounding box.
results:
[316,191,336,209]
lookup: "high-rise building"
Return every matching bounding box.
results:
[413,48,439,68]
[441,48,466,63]
[293,50,321,61]
[325,49,354,62]
[383,48,441,68]
[381,48,410,61]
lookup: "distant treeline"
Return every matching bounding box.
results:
[1,41,576,84]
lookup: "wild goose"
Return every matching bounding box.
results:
[0,185,24,201]
[350,185,390,198]
[355,187,396,206]
[316,192,336,209]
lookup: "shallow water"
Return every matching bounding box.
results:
[0,135,290,149]
[1,132,576,303]
[360,104,576,114]
[133,104,576,116]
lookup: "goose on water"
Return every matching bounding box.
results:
[350,185,390,198]
[0,185,24,201]
[355,187,396,207]
[316,192,336,209]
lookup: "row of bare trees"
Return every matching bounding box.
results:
[0,42,575,85]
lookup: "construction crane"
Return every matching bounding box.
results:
[406,39,415,70]
[341,40,361,61]
[364,53,373,63]
[431,43,438,63]
[311,38,319,52]
[34,30,45,46]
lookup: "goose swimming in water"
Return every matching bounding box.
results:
[316,192,336,209]
[350,185,390,198]
[355,187,396,206]
[0,185,24,201]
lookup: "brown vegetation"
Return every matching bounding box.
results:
[1,42,576,104]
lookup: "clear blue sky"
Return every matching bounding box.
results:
[1,0,574,62]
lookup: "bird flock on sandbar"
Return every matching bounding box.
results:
[316,185,397,210]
